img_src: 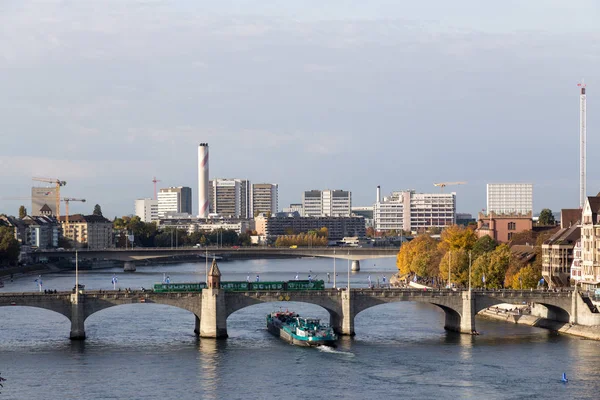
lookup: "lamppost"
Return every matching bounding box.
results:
[448,250,452,288]
[333,249,336,288]
[347,249,350,291]
[468,250,472,292]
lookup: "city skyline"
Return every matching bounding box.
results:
[1,1,599,218]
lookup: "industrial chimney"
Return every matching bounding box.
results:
[198,143,209,218]
[376,185,381,204]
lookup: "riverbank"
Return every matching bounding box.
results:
[0,263,66,281]
[479,308,600,341]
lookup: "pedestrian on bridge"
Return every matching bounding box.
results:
[295,273,299,281]
[327,272,330,283]
[246,274,250,282]
[256,274,260,282]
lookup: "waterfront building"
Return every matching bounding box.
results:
[251,183,278,216]
[31,187,57,216]
[157,187,192,219]
[580,195,600,290]
[255,215,365,241]
[59,214,114,249]
[135,198,158,223]
[373,190,455,232]
[209,179,251,218]
[542,214,580,288]
[0,215,60,249]
[476,211,532,243]
[486,183,533,215]
[302,190,351,217]
[157,216,252,235]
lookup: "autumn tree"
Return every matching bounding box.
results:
[471,235,498,260]
[471,244,511,288]
[510,264,541,289]
[93,204,103,216]
[0,226,20,266]
[439,225,477,252]
[18,205,27,219]
[396,234,440,278]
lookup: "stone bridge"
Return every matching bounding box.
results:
[1,288,596,340]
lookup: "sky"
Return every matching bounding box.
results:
[1,0,599,219]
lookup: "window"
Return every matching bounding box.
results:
[508,222,516,230]
[508,232,514,240]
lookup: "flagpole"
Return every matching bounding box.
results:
[333,249,336,289]
[75,250,79,293]
[205,248,208,283]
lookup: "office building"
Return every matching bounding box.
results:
[302,190,351,217]
[255,215,365,241]
[157,187,192,218]
[486,183,533,215]
[251,183,278,216]
[209,179,250,218]
[373,190,456,232]
[282,204,303,216]
[135,199,159,223]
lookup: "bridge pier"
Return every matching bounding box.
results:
[331,290,355,336]
[69,294,86,340]
[200,288,228,338]
[443,291,475,334]
[351,260,360,272]
[124,262,136,272]
[194,315,201,335]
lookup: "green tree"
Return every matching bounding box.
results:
[0,226,20,266]
[93,204,103,216]
[18,205,27,219]
[471,235,498,260]
[538,209,555,226]
[439,249,470,287]
[471,244,511,288]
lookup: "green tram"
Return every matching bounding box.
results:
[153,280,325,293]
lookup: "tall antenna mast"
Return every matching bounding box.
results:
[578,81,587,208]
[152,176,161,200]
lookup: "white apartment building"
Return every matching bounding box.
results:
[580,196,600,289]
[374,190,456,232]
[251,183,278,216]
[135,199,158,223]
[486,183,533,215]
[209,179,250,218]
[302,190,351,217]
[157,187,192,219]
[282,203,303,216]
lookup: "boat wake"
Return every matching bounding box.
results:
[317,346,355,357]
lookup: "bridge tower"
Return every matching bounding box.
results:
[200,260,228,338]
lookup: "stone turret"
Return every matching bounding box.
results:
[208,259,221,289]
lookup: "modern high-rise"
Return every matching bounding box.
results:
[374,190,456,232]
[135,199,159,222]
[157,187,192,218]
[31,187,57,216]
[302,190,351,217]
[251,183,278,216]
[486,183,533,215]
[209,179,250,218]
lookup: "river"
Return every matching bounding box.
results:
[1,257,599,400]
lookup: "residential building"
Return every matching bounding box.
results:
[135,199,159,223]
[60,214,115,249]
[580,195,600,289]
[157,187,192,219]
[486,183,533,215]
[31,187,57,216]
[22,215,60,249]
[157,216,253,235]
[209,179,250,218]
[255,215,365,241]
[476,211,532,243]
[542,220,580,288]
[0,215,28,244]
[302,190,351,217]
[251,183,278,216]
[373,190,456,232]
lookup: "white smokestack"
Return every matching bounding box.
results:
[376,185,381,204]
[198,143,209,218]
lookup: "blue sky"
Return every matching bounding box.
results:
[0,0,599,218]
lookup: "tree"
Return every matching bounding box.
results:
[396,234,441,278]
[93,204,103,216]
[438,249,470,287]
[0,226,20,266]
[439,225,477,252]
[510,264,541,289]
[18,205,27,219]
[471,235,498,260]
[471,244,511,289]
[538,209,555,226]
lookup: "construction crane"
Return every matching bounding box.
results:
[61,198,86,225]
[32,177,67,220]
[433,181,467,193]
[152,176,161,200]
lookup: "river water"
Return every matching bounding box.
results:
[1,257,600,400]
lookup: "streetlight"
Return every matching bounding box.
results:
[333,249,336,288]
[347,249,350,290]
[468,250,472,292]
[448,250,452,288]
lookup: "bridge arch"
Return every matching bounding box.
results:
[474,295,571,323]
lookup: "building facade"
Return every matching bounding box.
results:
[476,211,533,243]
[542,224,580,288]
[157,187,192,218]
[486,183,533,215]
[255,215,365,241]
[580,195,600,289]
[135,199,159,222]
[60,214,115,249]
[31,187,57,217]
[251,183,278,216]
[209,179,251,218]
[282,203,303,216]
[373,190,456,232]
[302,190,351,217]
